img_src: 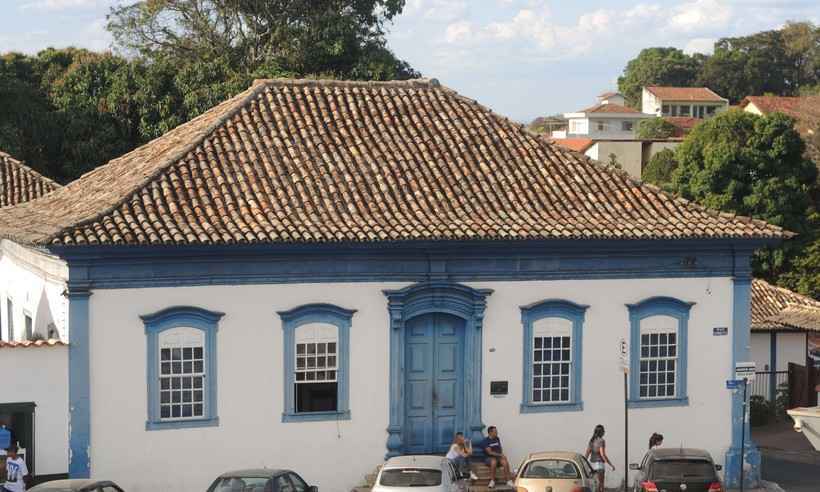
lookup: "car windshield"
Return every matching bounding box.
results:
[379,468,442,487]
[652,460,716,480]
[521,459,580,479]
[209,477,271,492]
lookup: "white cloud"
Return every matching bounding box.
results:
[668,0,732,33]
[20,0,103,12]
[684,37,716,55]
[404,0,467,22]
[444,20,475,44]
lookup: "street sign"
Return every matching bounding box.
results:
[618,337,629,373]
[735,362,756,382]
[726,379,742,389]
[713,327,728,336]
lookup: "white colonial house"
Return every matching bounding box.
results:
[560,92,650,140]
[0,79,787,492]
[0,151,69,484]
[642,86,729,119]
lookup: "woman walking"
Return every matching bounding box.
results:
[585,424,615,492]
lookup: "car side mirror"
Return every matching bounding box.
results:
[714,465,722,471]
[629,463,641,470]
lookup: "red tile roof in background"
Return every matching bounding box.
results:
[740,96,820,134]
[751,279,820,332]
[0,151,61,208]
[578,103,641,114]
[550,138,596,153]
[646,86,726,102]
[0,338,67,349]
[663,117,702,137]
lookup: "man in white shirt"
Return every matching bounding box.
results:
[3,445,29,492]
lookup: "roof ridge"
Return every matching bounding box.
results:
[0,150,61,188]
[38,80,270,244]
[252,77,441,89]
[756,278,820,307]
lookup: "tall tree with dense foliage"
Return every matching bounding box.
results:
[642,149,678,186]
[617,47,702,107]
[107,0,417,80]
[670,110,818,291]
[636,117,677,139]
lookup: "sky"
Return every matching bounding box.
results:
[1,0,819,122]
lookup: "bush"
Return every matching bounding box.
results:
[642,148,678,186]
[750,395,772,426]
[636,117,677,139]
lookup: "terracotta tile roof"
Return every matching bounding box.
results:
[740,96,820,139]
[579,103,641,114]
[0,338,67,349]
[751,279,820,332]
[0,78,789,246]
[0,151,61,208]
[550,138,596,153]
[645,86,726,102]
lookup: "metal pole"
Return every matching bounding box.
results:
[740,379,747,492]
[624,371,629,492]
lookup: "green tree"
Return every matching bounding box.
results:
[107,0,417,80]
[617,48,702,107]
[636,117,677,139]
[671,110,818,283]
[642,148,678,186]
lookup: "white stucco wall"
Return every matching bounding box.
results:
[87,277,735,492]
[776,332,806,371]
[750,333,771,371]
[0,345,68,476]
[587,141,643,178]
[0,240,69,341]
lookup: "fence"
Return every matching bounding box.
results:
[750,370,789,402]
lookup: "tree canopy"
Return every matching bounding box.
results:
[642,148,678,186]
[636,117,677,139]
[618,21,820,105]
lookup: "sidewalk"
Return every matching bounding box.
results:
[753,419,820,492]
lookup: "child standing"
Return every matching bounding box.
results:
[3,445,29,492]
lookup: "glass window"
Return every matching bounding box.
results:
[274,476,294,492]
[706,106,717,115]
[662,105,670,115]
[158,327,207,420]
[639,315,678,399]
[211,477,271,492]
[531,317,573,404]
[7,299,13,340]
[288,473,308,492]
[24,314,32,340]
[379,469,442,487]
[295,323,339,413]
[651,460,716,480]
[596,121,607,132]
[679,105,691,116]
[621,121,634,132]
[670,105,678,116]
[521,459,580,479]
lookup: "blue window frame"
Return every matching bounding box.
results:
[142,306,224,430]
[278,303,355,422]
[520,299,588,413]
[627,297,694,408]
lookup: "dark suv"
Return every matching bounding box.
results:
[630,448,723,492]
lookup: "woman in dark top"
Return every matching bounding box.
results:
[585,424,615,492]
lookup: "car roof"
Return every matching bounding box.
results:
[649,448,713,460]
[383,455,447,470]
[31,479,111,490]
[217,469,288,479]
[526,451,585,461]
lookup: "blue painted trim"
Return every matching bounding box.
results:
[769,333,777,402]
[48,240,767,290]
[383,282,492,458]
[67,283,91,478]
[142,306,224,431]
[277,303,356,423]
[626,397,689,409]
[725,276,761,488]
[627,297,694,406]
[520,300,588,413]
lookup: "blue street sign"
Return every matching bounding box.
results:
[726,379,742,389]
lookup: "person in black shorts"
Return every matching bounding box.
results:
[479,426,513,488]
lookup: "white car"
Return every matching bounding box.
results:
[372,455,461,492]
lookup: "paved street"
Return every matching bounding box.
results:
[753,420,820,492]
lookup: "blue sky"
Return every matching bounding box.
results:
[2,0,819,122]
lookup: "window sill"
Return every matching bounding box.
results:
[282,410,351,423]
[520,402,583,413]
[627,397,689,409]
[146,416,219,431]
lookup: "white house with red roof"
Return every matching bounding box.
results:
[0,79,786,492]
[642,86,729,119]
[560,92,650,140]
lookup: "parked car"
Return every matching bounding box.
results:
[372,455,460,492]
[29,479,124,491]
[513,451,599,492]
[206,469,317,492]
[630,448,723,492]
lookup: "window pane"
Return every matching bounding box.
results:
[295,382,338,413]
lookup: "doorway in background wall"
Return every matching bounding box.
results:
[0,402,35,478]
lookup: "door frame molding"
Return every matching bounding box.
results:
[384,282,492,458]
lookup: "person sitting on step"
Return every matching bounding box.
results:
[479,426,514,488]
[446,432,479,481]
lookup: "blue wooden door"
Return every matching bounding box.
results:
[404,313,465,454]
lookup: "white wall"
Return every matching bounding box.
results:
[776,333,806,371]
[587,141,643,178]
[0,240,68,341]
[87,277,735,492]
[750,333,771,371]
[642,89,660,115]
[0,345,68,476]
